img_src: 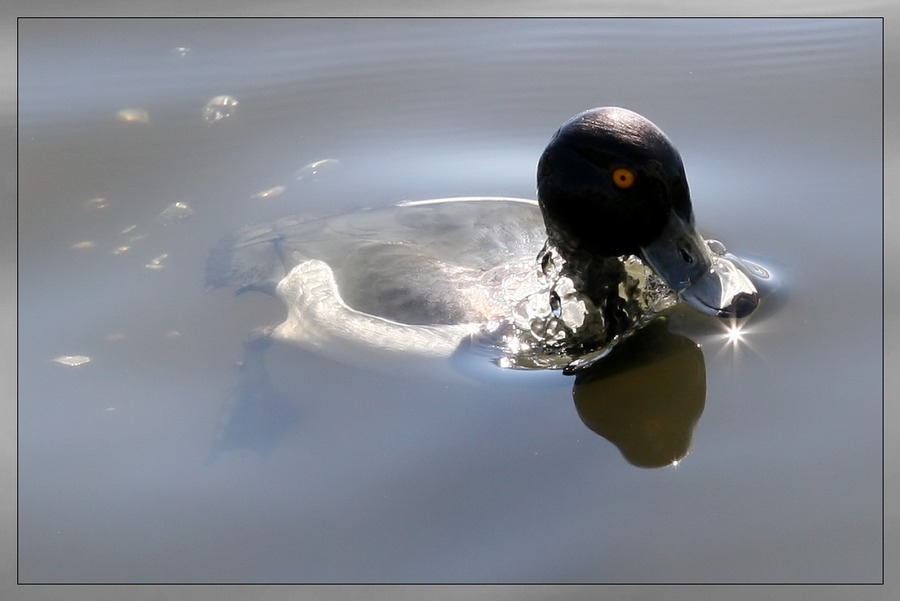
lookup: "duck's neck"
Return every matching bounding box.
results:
[546,234,626,302]
[548,238,641,340]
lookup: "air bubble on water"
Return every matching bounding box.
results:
[71,241,95,251]
[295,159,339,181]
[145,253,168,270]
[157,201,194,224]
[203,95,239,124]
[84,197,108,211]
[171,46,191,57]
[116,108,150,123]
[52,355,91,367]
[251,185,286,201]
[112,245,131,255]
[119,224,145,243]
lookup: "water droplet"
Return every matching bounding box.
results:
[536,243,562,280]
[295,159,339,181]
[52,355,91,367]
[549,290,562,318]
[116,108,150,123]
[529,319,546,337]
[540,251,553,275]
[157,201,194,224]
[203,95,238,124]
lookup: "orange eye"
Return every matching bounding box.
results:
[611,167,635,189]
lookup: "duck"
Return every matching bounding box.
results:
[207,107,763,374]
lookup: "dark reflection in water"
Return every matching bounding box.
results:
[207,333,300,462]
[215,318,707,470]
[573,321,705,468]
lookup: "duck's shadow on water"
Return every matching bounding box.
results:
[208,319,707,469]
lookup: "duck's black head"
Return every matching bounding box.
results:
[537,107,758,319]
[538,107,691,258]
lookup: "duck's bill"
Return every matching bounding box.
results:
[679,256,759,318]
[640,215,759,319]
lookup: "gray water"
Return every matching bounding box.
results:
[17,18,882,584]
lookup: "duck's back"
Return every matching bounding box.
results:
[207,198,547,326]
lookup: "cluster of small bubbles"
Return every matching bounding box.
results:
[508,242,585,352]
[203,95,239,124]
[74,195,198,271]
[620,255,676,314]
[157,201,194,224]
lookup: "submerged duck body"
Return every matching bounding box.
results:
[208,107,762,373]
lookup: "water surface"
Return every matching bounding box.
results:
[18,18,882,583]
